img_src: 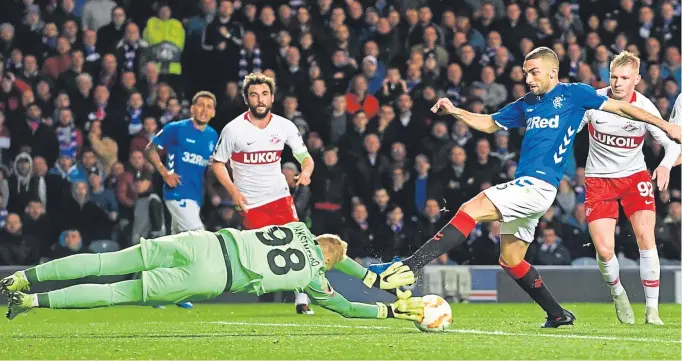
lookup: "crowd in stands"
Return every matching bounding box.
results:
[0,0,679,267]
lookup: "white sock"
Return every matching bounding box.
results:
[31,294,39,307]
[598,256,624,296]
[295,292,309,305]
[639,249,660,310]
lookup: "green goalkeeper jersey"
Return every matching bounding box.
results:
[217,222,325,295]
[217,222,381,319]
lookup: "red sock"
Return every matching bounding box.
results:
[449,211,476,237]
[499,260,532,280]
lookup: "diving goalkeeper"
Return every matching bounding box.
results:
[1,222,419,321]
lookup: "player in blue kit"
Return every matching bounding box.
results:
[368,47,681,327]
[145,91,219,309]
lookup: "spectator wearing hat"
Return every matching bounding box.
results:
[49,229,85,260]
[131,169,164,246]
[49,151,86,183]
[359,56,384,95]
[88,167,117,222]
[7,153,41,214]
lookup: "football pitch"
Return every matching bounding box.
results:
[1,303,679,360]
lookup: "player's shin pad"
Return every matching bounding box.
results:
[362,262,416,290]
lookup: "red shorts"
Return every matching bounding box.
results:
[584,170,656,223]
[241,196,299,230]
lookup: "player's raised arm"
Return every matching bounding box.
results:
[210,129,249,212]
[145,125,181,188]
[601,98,681,142]
[431,98,502,133]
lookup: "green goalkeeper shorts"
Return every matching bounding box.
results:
[139,230,229,305]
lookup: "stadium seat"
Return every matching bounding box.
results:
[571,257,598,266]
[89,240,121,253]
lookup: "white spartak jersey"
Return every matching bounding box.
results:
[212,112,308,208]
[580,88,680,178]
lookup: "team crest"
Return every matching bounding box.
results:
[270,134,282,144]
[553,96,564,109]
[622,123,638,132]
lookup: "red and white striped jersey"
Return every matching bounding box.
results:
[580,88,680,178]
[212,112,308,208]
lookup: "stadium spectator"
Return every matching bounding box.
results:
[309,147,347,236]
[535,225,572,266]
[0,212,39,265]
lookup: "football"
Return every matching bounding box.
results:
[415,295,452,333]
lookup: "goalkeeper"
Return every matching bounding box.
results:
[2,222,420,321]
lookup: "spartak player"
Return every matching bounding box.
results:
[211,72,316,315]
[580,51,681,325]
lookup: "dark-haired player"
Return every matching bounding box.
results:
[369,47,681,328]
[145,91,219,309]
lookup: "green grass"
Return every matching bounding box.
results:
[1,303,680,360]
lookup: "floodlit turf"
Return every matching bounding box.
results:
[1,303,679,360]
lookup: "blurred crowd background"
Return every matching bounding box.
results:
[0,0,679,268]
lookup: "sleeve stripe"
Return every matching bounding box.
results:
[494,120,509,130]
[597,99,607,110]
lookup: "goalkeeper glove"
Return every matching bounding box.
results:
[376,291,424,322]
[362,262,416,290]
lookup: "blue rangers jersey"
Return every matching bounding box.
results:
[152,119,218,203]
[492,83,608,188]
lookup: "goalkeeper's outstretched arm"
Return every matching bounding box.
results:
[304,276,422,321]
[333,256,416,290]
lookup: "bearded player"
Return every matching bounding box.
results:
[579,51,680,326]
[144,91,219,309]
[2,222,419,322]
[367,47,681,328]
[211,73,316,314]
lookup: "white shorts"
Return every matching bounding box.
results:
[483,176,557,243]
[165,199,205,234]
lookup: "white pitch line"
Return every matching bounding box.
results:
[206,321,680,344]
